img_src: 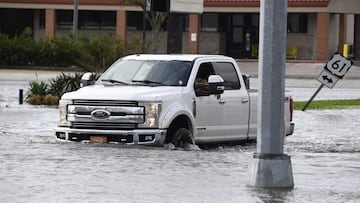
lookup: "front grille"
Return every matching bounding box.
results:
[72,122,137,130]
[73,99,138,106]
[69,100,144,130]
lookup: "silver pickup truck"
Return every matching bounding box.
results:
[55,54,294,147]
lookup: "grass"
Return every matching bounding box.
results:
[294,99,360,110]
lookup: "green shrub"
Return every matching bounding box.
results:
[26,73,83,105]
[32,38,55,66]
[48,72,82,99]
[51,35,80,67]
[43,94,59,105]
[0,34,11,65]
[26,94,43,105]
[26,80,48,105]
[0,28,145,68]
[76,34,126,72]
[8,28,37,66]
[28,80,48,97]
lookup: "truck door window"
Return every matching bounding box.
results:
[194,62,215,96]
[213,62,241,90]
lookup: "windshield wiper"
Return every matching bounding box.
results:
[101,79,129,85]
[131,80,165,86]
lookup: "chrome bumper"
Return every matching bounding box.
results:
[55,127,167,146]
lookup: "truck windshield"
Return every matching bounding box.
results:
[98,60,193,86]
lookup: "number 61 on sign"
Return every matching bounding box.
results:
[325,53,353,78]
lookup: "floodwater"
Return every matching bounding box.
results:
[1,79,360,202]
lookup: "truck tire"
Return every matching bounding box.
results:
[171,128,193,148]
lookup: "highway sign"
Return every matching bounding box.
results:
[303,52,353,111]
[325,53,353,78]
[316,69,339,89]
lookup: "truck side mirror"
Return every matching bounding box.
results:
[208,75,225,95]
[80,72,95,87]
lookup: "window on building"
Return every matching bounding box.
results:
[127,11,173,32]
[201,13,218,32]
[56,10,115,30]
[56,10,73,29]
[127,11,160,31]
[251,14,259,26]
[127,11,143,31]
[288,13,308,33]
[79,11,115,29]
[233,14,244,26]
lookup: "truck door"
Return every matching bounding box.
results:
[213,61,250,141]
[193,62,226,140]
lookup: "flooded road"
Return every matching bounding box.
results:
[1,79,360,202]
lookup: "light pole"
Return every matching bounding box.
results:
[248,0,294,188]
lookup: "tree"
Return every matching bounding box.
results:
[123,0,167,53]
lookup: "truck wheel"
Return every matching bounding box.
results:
[171,128,193,148]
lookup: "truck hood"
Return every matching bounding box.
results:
[62,85,184,101]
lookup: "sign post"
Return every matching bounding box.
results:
[302,53,353,111]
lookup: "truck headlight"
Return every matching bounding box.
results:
[139,102,161,128]
[58,99,72,127]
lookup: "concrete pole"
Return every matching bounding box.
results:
[248,0,294,188]
[73,0,79,36]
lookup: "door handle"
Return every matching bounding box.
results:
[219,99,226,104]
[242,99,249,103]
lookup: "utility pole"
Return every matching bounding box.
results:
[73,0,79,36]
[248,0,294,188]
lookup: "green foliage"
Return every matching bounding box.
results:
[26,80,48,105]
[76,34,126,72]
[0,34,11,64]
[0,28,143,68]
[48,73,82,98]
[43,94,59,105]
[32,38,54,66]
[28,80,48,97]
[27,94,43,105]
[26,72,83,105]
[50,34,80,66]
[294,99,360,110]
[0,28,36,66]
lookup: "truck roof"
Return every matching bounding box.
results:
[122,54,233,62]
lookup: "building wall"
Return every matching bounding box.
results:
[29,11,320,60]
[346,14,355,45]
[286,13,317,60]
[287,34,313,60]
[199,32,221,55]
[316,12,330,60]
[125,31,220,55]
[1,4,358,61]
[329,14,340,57]
[309,13,318,59]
